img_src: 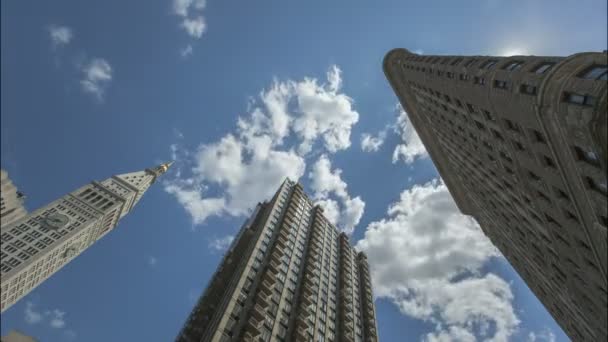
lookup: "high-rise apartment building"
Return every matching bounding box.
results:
[1,169,28,228]
[383,48,607,341]
[176,179,378,342]
[0,162,172,313]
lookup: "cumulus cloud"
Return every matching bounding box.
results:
[80,58,113,101]
[48,25,73,46]
[392,104,428,164]
[47,309,66,329]
[527,329,557,342]
[25,302,43,324]
[24,302,73,333]
[208,235,235,252]
[360,128,388,152]
[180,44,194,58]
[165,66,360,227]
[180,16,206,38]
[356,180,519,341]
[308,155,365,234]
[172,0,208,45]
[173,0,206,17]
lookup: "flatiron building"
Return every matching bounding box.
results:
[383,48,607,341]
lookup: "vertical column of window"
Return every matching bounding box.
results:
[240,187,292,341]
[356,253,378,342]
[292,208,324,341]
[338,233,355,341]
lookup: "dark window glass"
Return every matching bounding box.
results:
[579,65,608,80]
[481,59,499,69]
[520,84,537,95]
[573,146,600,167]
[564,92,596,106]
[464,59,477,67]
[494,80,508,89]
[532,62,555,74]
[451,58,463,66]
[474,76,486,85]
[531,130,546,143]
[503,61,524,71]
[586,177,607,195]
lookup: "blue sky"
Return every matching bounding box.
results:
[1,0,606,341]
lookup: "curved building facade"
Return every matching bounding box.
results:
[383,48,607,341]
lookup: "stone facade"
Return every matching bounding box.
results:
[1,169,27,228]
[383,48,607,341]
[176,179,379,342]
[0,162,172,313]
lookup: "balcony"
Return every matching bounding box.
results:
[267,259,280,274]
[250,304,266,323]
[294,326,308,341]
[270,251,282,264]
[244,317,262,337]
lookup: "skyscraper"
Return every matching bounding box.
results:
[1,169,28,228]
[0,162,172,313]
[383,48,607,341]
[176,179,378,342]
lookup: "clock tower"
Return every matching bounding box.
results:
[0,162,172,313]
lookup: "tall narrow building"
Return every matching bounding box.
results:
[1,169,28,228]
[383,48,607,341]
[176,179,378,342]
[0,162,172,313]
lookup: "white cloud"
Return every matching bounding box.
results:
[48,25,73,46]
[25,302,43,324]
[356,180,519,341]
[24,302,72,333]
[80,58,113,101]
[208,235,234,252]
[181,16,206,39]
[173,0,206,17]
[360,130,387,152]
[165,66,360,227]
[527,329,557,342]
[172,0,207,43]
[47,309,66,329]
[164,182,226,225]
[291,65,360,154]
[180,44,194,58]
[147,256,158,267]
[392,105,428,164]
[308,155,365,234]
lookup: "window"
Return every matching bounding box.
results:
[573,146,600,167]
[464,59,477,67]
[532,62,555,74]
[520,84,537,95]
[531,129,546,144]
[481,59,498,69]
[482,110,494,121]
[586,176,607,196]
[473,76,486,85]
[542,155,557,168]
[447,72,454,79]
[459,73,470,81]
[466,103,476,114]
[564,92,596,106]
[579,65,608,80]
[503,61,524,71]
[494,80,508,89]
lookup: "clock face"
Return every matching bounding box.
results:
[44,213,70,229]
